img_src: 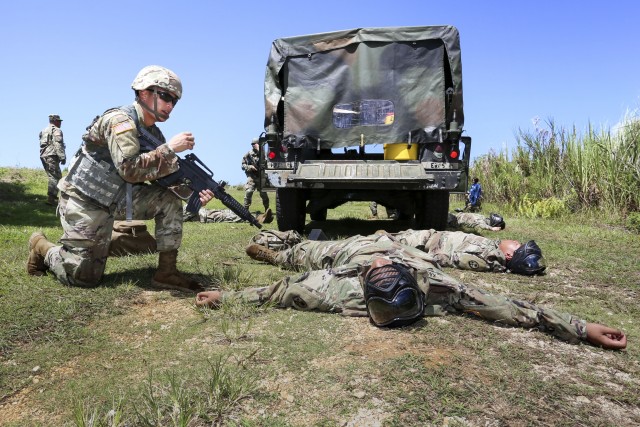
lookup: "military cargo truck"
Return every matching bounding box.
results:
[257,25,471,233]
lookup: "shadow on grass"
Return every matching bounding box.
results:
[0,181,60,228]
[305,217,417,239]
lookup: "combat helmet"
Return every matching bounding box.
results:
[364,262,424,328]
[507,240,546,275]
[489,212,505,229]
[131,65,182,99]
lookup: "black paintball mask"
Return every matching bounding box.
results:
[489,212,506,229]
[364,262,424,328]
[507,240,547,275]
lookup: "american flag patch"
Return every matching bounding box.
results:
[113,121,134,135]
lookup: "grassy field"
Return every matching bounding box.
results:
[1,167,639,426]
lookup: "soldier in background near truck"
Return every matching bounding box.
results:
[38,114,66,206]
[242,139,269,212]
[183,205,273,225]
[448,211,505,231]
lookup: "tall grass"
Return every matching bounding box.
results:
[471,114,640,221]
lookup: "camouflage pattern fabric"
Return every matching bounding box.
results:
[45,102,184,287]
[39,123,66,198]
[241,147,269,209]
[183,206,244,223]
[228,250,588,344]
[39,123,66,159]
[391,229,506,272]
[46,183,182,287]
[250,230,303,251]
[266,231,506,273]
[264,26,463,150]
[40,156,63,200]
[448,212,495,231]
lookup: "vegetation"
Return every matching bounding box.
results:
[471,114,640,224]
[0,146,639,426]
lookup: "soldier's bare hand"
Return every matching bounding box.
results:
[199,189,215,206]
[168,132,195,153]
[195,290,222,308]
[247,165,257,172]
[586,323,627,350]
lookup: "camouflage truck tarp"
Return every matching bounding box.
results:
[264,25,464,149]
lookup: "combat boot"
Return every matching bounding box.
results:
[245,244,278,265]
[27,231,55,276]
[45,195,57,206]
[256,208,273,224]
[151,249,204,292]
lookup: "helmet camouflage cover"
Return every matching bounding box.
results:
[131,65,182,99]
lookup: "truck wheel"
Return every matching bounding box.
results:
[276,189,306,233]
[415,191,450,230]
[310,209,327,221]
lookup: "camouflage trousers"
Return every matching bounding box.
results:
[243,176,269,210]
[45,184,182,287]
[227,262,587,344]
[40,156,62,198]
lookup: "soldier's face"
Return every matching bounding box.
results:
[139,87,177,122]
[498,240,522,261]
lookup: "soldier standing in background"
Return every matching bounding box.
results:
[27,65,214,292]
[242,139,269,212]
[38,114,66,206]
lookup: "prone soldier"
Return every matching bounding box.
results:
[246,228,546,275]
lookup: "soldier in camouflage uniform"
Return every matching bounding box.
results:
[195,256,626,349]
[448,212,505,231]
[27,66,214,291]
[246,228,545,275]
[38,114,66,206]
[183,205,273,224]
[241,139,269,212]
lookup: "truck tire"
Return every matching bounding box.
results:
[310,209,327,221]
[415,190,450,231]
[276,188,306,233]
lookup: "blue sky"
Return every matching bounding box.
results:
[3,1,639,185]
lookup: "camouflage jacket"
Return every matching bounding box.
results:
[58,102,179,201]
[39,124,66,160]
[241,149,260,178]
[226,255,588,344]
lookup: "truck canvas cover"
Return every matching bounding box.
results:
[264,25,464,148]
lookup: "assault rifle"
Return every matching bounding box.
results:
[138,127,262,229]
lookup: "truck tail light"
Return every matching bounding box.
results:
[449,145,459,159]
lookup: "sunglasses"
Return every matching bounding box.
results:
[149,88,179,106]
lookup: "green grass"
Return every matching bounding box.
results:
[1,167,639,426]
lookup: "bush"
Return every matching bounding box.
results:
[517,195,569,218]
[626,212,640,233]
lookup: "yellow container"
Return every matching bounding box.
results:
[383,143,418,160]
